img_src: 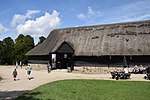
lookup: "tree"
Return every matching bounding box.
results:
[15,34,24,44]
[0,41,3,64]
[12,34,34,64]
[0,37,14,65]
[24,35,35,51]
[37,36,46,45]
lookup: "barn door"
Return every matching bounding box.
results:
[55,41,74,69]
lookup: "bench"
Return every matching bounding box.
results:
[111,71,131,80]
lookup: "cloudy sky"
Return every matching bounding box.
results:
[0,0,150,44]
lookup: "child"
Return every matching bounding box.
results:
[12,69,18,81]
[26,65,32,80]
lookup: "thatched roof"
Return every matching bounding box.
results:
[26,20,150,56]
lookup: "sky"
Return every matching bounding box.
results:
[0,0,150,44]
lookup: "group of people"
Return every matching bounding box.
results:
[12,62,52,81]
[114,65,150,80]
[123,64,150,75]
[111,64,150,80]
[12,64,32,81]
[133,65,144,74]
[15,61,24,69]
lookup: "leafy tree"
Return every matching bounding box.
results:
[37,36,46,45]
[15,34,24,44]
[0,41,3,64]
[0,37,14,65]
[12,34,34,64]
[25,35,35,50]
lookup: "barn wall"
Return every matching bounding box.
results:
[27,55,150,71]
[28,55,49,60]
[27,55,49,70]
[74,56,150,67]
[29,63,47,71]
[28,55,49,63]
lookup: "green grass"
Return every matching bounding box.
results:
[15,80,150,100]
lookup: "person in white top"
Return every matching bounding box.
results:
[139,65,144,74]
[124,67,128,73]
[16,61,18,68]
[133,65,139,74]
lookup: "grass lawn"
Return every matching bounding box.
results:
[15,80,150,100]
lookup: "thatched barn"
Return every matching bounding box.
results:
[26,20,150,70]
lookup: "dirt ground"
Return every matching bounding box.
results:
[0,66,149,100]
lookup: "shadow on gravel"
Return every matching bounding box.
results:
[0,90,29,100]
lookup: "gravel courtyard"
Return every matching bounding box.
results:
[0,66,149,100]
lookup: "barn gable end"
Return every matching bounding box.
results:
[55,41,74,53]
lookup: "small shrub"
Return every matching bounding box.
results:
[0,77,2,81]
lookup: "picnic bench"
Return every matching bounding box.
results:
[111,71,131,80]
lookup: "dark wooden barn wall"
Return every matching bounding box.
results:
[28,55,49,64]
[74,56,150,67]
[28,55,150,67]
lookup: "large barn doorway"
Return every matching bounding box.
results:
[56,53,73,69]
[55,41,74,69]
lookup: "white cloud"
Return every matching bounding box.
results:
[25,10,40,18]
[77,7,96,20]
[0,23,8,34]
[105,0,150,23]
[77,6,101,23]
[11,14,26,27]
[77,13,86,19]
[16,10,61,37]
[77,1,150,25]
[116,14,150,23]
[88,7,95,15]
[11,10,40,27]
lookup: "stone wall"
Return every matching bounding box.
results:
[29,63,47,71]
[29,64,134,73]
[73,66,133,74]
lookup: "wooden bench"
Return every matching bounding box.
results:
[111,71,131,80]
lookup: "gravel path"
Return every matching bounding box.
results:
[0,66,149,100]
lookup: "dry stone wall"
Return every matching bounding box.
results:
[29,64,47,71]
[73,66,133,74]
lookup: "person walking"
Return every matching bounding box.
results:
[16,61,18,68]
[19,61,22,69]
[47,62,51,73]
[26,65,32,80]
[12,69,18,81]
